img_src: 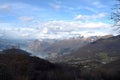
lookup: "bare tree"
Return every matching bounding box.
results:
[111,0,120,32]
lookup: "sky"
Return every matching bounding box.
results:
[0,0,117,39]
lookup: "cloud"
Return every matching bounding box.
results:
[92,1,106,8]
[19,16,34,22]
[84,7,97,13]
[0,33,4,37]
[20,33,30,37]
[75,13,107,21]
[81,22,110,28]
[49,0,61,10]
[41,21,110,30]
[39,21,82,32]
[35,33,66,39]
[33,21,111,35]
[0,2,46,17]
[0,26,37,39]
[70,30,109,37]
[0,20,111,39]
[32,21,111,39]
[0,4,10,11]
[42,27,48,34]
[49,3,61,10]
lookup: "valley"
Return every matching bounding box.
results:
[0,34,120,80]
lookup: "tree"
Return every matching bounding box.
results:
[111,0,120,32]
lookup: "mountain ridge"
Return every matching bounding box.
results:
[54,35,120,63]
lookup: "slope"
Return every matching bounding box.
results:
[56,35,120,64]
[0,48,81,80]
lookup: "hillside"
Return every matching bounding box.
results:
[0,48,81,80]
[0,35,112,58]
[55,35,120,64]
[74,35,120,57]
[28,36,105,58]
[0,48,120,80]
[78,59,120,80]
[28,38,88,58]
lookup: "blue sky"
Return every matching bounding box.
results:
[0,0,117,39]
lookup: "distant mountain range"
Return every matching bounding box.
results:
[55,35,120,64]
[0,37,120,80]
[28,35,113,58]
[0,35,113,58]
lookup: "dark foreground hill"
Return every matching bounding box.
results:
[79,59,120,80]
[0,48,81,80]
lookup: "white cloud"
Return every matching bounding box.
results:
[0,27,37,39]
[40,20,110,29]
[0,4,10,11]
[20,33,30,37]
[75,13,107,21]
[80,31,109,37]
[0,20,111,39]
[70,31,109,37]
[35,33,64,39]
[19,16,34,22]
[42,27,48,34]
[38,21,82,32]
[82,22,110,28]
[32,21,111,39]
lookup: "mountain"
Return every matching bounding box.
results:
[94,59,120,80]
[0,48,81,80]
[78,58,120,80]
[55,35,120,64]
[28,36,105,58]
[0,35,113,58]
[27,39,52,57]
[0,43,120,80]
[1,48,31,55]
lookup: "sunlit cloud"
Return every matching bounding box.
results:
[70,31,109,37]
[0,20,111,39]
[75,13,107,21]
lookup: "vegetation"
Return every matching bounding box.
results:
[56,35,120,64]
[0,49,81,80]
[0,48,120,80]
[97,52,112,64]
